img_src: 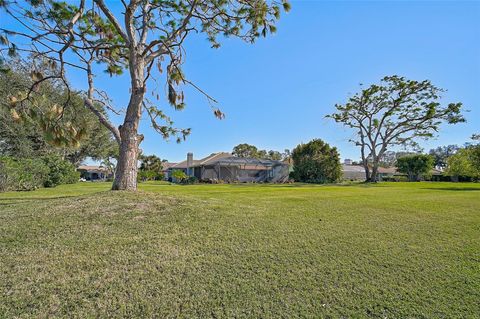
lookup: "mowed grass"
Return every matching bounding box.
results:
[1,182,479,318]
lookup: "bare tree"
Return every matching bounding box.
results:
[0,0,290,190]
[328,76,464,182]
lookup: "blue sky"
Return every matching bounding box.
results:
[5,1,480,163]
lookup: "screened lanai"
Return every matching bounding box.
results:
[192,156,289,183]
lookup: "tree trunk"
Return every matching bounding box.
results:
[111,57,145,191]
[360,143,370,181]
[370,165,378,182]
[364,164,371,181]
[111,124,142,190]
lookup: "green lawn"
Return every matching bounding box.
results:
[1,182,479,318]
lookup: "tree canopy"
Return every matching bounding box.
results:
[138,154,164,181]
[445,148,479,180]
[0,61,117,165]
[428,145,460,170]
[328,76,464,182]
[396,154,434,182]
[232,143,289,161]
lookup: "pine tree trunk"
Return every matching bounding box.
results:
[111,124,142,190]
[111,58,145,191]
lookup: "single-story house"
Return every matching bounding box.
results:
[77,165,113,181]
[341,161,445,181]
[341,164,366,181]
[341,162,397,181]
[168,152,290,183]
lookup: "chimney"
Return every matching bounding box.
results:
[186,152,193,176]
[187,153,193,167]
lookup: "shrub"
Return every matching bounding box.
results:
[291,139,342,183]
[381,175,409,182]
[171,170,188,183]
[42,155,80,187]
[0,157,49,191]
[0,155,79,191]
[181,176,198,185]
[138,170,164,182]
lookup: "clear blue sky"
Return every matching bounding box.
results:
[6,1,480,163]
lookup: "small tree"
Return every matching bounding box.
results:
[328,76,464,182]
[291,139,341,183]
[445,148,478,181]
[396,154,434,182]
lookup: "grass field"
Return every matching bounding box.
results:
[1,182,479,318]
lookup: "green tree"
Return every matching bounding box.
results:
[291,139,341,183]
[138,154,164,181]
[429,145,460,170]
[396,154,434,182]
[267,150,282,161]
[0,62,117,165]
[232,143,260,158]
[446,148,479,181]
[232,143,286,160]
[0,156,50,191]
[328,76,464,182]
[42,154,80,187]
[1,0,290,191]
[469,134,480,172]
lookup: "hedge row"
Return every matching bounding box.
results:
[0,155,79,192]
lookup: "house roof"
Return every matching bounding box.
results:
[377,167,397,174]
[211,156,286,168]
[168,153,289,170]
[77,165,110,172]
[341,164,365,173]
[161,162,178,170]
[169,152,231,169]
[195,152,232,166]
[341,165,401,174]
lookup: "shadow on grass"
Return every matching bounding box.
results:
[0,191,110,205]
[421,187,480,192]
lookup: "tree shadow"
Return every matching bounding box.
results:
[0,191,110,205]
[421,187,480,192]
